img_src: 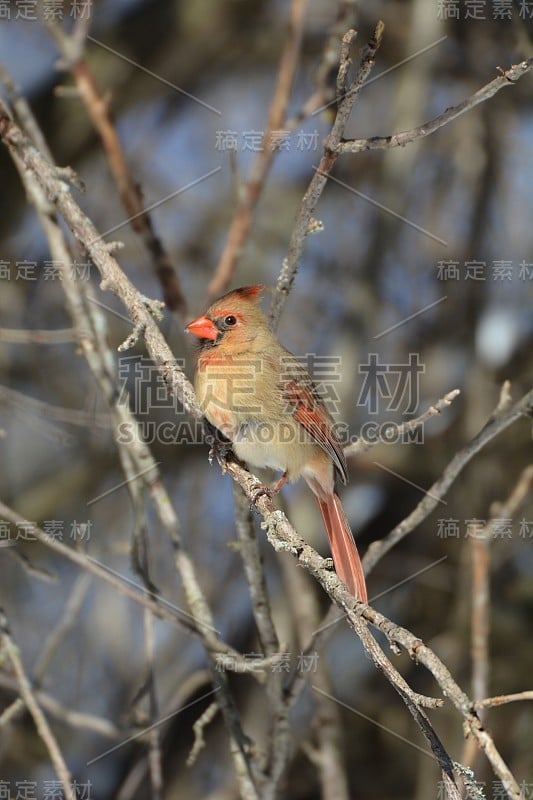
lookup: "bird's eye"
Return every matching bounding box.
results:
[224,315,237,327]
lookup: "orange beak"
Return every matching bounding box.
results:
[185,315,219,341]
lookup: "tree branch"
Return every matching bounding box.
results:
[345,388,460,457]
[207,0,309,300]
[268,21,385,328]
[45,19,187,313]
[221,456,525,799]
[363,382,532,573]
[0,610,76,800]
[337,58,533,154]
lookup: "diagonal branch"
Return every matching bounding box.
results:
[0,611,76,800]
[363,382,532,573]
[223,457,524,799]
[337,57,533,154]
[45,19,187,313]
[268,22,385,328]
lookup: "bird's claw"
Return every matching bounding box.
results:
[203,419,233,469]
[249,482,275,504]
[208,440,233,469]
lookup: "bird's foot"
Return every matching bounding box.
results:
[249,481,275,504]
[203,419,233,469]
[208,439,233,469]
[250,470,288,504]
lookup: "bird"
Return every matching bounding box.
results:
[186,285,367,602]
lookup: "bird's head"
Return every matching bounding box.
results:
[186,285,266,352]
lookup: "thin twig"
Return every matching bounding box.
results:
[461,518,491,769]
[143,610,163,800]
[232,485,280,658]
[0,696,25,728]
[207,0,309,300]
[281,554,351,800]
[476,691,533,710]
[186,701,220,766]
[345,388,460,457]
[0,327,78,344]
[285,0,359,131]
[0,672,120,739]
[117,670,214,798]
[337,58,533,154]
[0,384,111,429]
[0,610,77,800]
[363,383,532,573]
[470,524,490,711]
[268,22,385,328]
[45,19,186,313]
[232,487,291,800]
[0,61,54,158]
[33,572,92,686]
[221,457,525,799]
[463,462,533,768]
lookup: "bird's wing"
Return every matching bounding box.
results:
[281,372,348,484]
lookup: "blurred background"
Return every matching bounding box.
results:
[0,0,532,798]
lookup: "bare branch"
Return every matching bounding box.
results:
[232,484,280,658]
[222,457,524,799]
[186,701,220,766]
[363,384,532,573]
[0,672,120,739]
[476,692,533,710]
[268,22,385,327]
[0,327,78,344]
[143,611,163,800]
[337,58,533,154]
[462,463,533,767]
[207,0,308,300]
[45,19,187,313]
[345,388,460,457]
[281,556,351,800]
[33,573,92,686]
[0,610,76,800]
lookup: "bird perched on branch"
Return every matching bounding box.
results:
[186,285,367,602]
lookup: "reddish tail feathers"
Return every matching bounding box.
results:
[315,493,368,603]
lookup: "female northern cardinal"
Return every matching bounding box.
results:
[186,285,367,602]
